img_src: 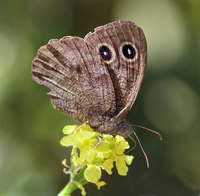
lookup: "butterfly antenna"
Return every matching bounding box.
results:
[81,134,103,165]
[125,135,137,155]
[134,125,162,141]
[132,131,150,168]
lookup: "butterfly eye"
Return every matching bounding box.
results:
[122,44,136,59]
[99,45,112,61]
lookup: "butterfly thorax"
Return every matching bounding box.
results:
[92,119,133,137]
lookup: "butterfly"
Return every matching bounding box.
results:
[32,20,147,138]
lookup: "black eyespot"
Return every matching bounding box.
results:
[122,44,136,59]
[99,45,112,61]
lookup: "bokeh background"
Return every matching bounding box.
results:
[0,0,200,195]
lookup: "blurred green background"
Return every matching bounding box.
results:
[0,0,200,195]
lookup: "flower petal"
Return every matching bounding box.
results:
[62,125,78,134]
[95,140,111,153]
[76,182,86,196]
[115,159,128,176]
[115,135,130,149]
[113,135,130,154]
[62,159,67,167]
[95,181,106,190]
[77,145,94,164]
[84,165,101,183]
[125,155,134,165]
[60,134,77,146]
[100,159,114,175]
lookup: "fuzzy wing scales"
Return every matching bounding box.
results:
[32,36,116,124]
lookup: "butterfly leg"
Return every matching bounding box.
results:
[81,134,103,165]
[75,121,89,131]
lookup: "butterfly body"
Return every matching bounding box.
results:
[32,20,147,136]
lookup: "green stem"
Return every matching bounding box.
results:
[58,181,78,196]
[75,165,87,182]
[58,165,88,196]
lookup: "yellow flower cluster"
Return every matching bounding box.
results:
[61,124,134,185]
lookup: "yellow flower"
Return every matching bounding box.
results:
[59,125,133,196]
[61,125,133,178]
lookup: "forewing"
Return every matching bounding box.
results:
[85,20,147,120]
[32,36,116,124]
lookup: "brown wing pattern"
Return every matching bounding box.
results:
[32,36,116,124]
[85,20,147,120]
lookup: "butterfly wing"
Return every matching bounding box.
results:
[32,36,116,125]
[85,20,147,121]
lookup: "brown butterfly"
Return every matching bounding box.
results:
[32,20,147,137]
